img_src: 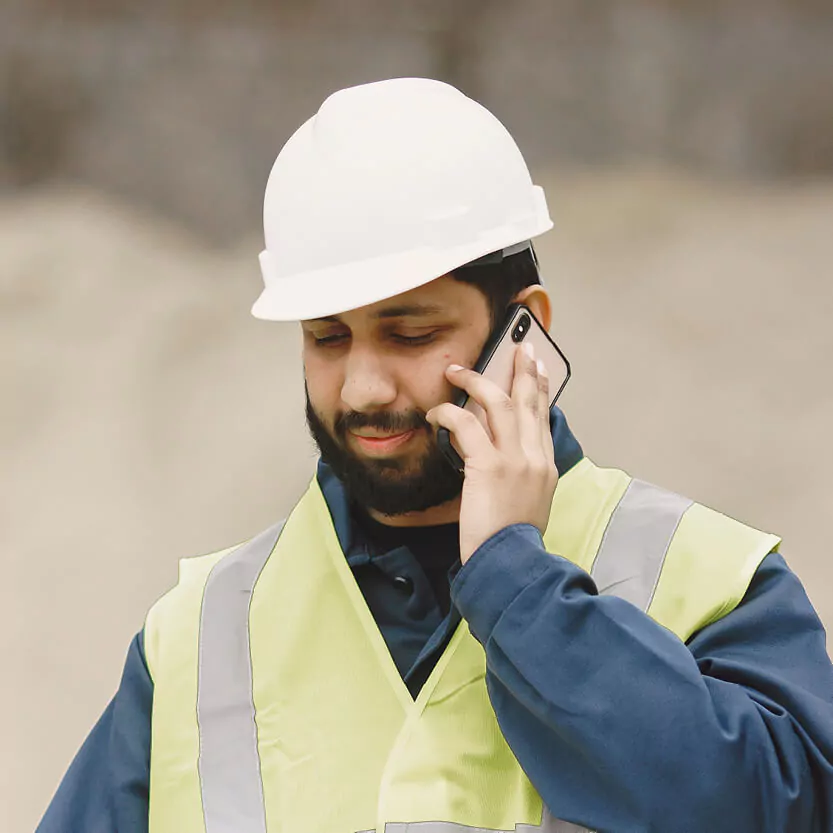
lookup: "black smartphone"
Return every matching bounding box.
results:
[437,304,571,471]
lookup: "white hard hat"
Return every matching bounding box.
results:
[253,77,553,322]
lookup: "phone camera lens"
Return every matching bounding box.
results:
[512,313,531,343]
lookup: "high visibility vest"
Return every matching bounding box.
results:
[144,458,779,833]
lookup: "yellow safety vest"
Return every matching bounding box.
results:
[144,458,779,833]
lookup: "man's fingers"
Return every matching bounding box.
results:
[426,402,496,465]
[443,364,521,452]
[537,359,549,414]
[440,343,550,462]
[537,358,555,460]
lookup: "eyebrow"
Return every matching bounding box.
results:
[310,303,445,324]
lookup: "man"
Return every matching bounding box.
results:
[39,78,833,833]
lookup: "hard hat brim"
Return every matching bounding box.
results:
[252,219,553,322]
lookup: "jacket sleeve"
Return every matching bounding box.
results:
[36,631,153,833]
[451,524,833,833]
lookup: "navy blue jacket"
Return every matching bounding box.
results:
[38,409,833,832]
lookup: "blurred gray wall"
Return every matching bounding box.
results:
[2,1,832,239]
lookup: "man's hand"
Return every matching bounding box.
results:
[426,342,559,564]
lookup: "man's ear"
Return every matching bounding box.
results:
[512,285,552,331]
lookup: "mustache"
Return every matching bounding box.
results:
[334,408,430,437]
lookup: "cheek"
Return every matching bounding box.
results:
[427,339,487,403]
[406,350,464,409]
[303,356,341,414]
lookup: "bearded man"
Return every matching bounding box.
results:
[38,78,833,833]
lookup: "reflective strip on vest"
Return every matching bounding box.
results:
[194,478,691,833]
[197,521,285,833]
[591,479,693,609]
[366,817,590,832]
[539,813,595,833]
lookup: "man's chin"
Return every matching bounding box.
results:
[304,399,462,514]
[350,448,423,475]
[327,448,462,516]
[344,446,429,481]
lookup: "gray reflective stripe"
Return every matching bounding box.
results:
[591,478,693,612]
[197,521,285,833]
[534,807,591,833]
[537,808,593,833]
[384,824,511,832]
[374,815,594,832]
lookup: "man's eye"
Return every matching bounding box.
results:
[391,332,438,346]
[313,333,349,346]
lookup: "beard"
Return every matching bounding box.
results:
[305,392,463,516]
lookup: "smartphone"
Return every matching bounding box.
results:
[437,304,571,471]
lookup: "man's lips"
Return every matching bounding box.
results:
[349,429,417,454]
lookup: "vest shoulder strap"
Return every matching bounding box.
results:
[144,542,240,683]
[648,498,780,639]
[547,458,780,641]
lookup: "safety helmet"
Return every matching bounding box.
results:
[253,77,552,322]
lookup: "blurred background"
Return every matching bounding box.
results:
[2,1,832,829]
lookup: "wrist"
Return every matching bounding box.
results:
[452,523,553,641]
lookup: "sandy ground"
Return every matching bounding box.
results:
[3,170,832,831]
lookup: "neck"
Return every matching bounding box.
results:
[366,494,462,527]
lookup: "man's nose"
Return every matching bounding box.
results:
[340,348,397,412]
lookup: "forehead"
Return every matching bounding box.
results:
[303,274,485,325]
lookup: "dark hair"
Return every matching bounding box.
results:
[450,246,541,330]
